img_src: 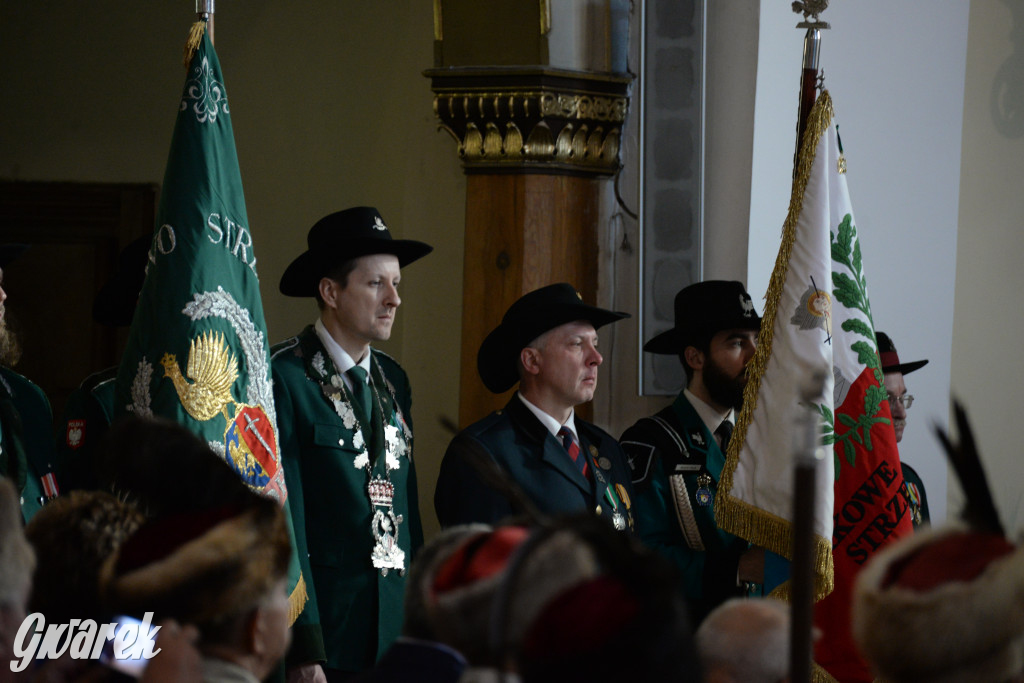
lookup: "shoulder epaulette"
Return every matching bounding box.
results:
[270,336,301,359]
[81,367,118,393]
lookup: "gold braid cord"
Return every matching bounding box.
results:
[183,20,206,67]
[287,572,309,626]
[716,91,836,604]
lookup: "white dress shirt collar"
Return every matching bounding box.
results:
[315,318,371,390]
[684,388,734,440]
[517,392,578,442]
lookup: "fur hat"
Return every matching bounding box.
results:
[853,524,1024,683]
[101,499,290,627]
[428,526,533,664]
[403,523,491,640]
[428,525,601,666]
[25,490,145,624]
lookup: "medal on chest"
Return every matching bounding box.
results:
[593,456,628,532]
[317,352,410,576]
[904,481,923,525]
[696,472,713,507]
[368,476,405,575]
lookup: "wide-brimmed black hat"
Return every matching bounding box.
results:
[280,206,433,297]
[0,244,29,269]
[93,235,151,327]
[477,283,630,394]
[876,331,928,375]
[644,280,760,355]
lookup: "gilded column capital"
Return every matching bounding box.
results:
[425,66,632,176]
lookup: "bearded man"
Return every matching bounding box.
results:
[0,244,59,522]
[620,280,766,623]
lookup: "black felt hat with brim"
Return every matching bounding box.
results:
[876,331,928,375]
[644,280,760,355]
[0,244,29,269]
[477,283,630,394]
[280,206,433,297]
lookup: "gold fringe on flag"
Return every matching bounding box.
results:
[813,663,839,683]
[183,20,207,67]
[287,572,309,626]
[716,90,836,602]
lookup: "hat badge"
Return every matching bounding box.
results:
[373,216,387,232]
[740,294,754,318]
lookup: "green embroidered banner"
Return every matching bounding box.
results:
[115,22,306,621]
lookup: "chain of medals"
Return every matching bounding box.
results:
[331,357,408,577]
[581,443,629,532]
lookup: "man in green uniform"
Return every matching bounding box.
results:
[0,244,60,522]
[272,207,431,682]
[619,280,765,623]
[57,235,150,493]
[435,283,636,531]
[876,330,930,528]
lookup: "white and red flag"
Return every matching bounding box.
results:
[717,90,913,683]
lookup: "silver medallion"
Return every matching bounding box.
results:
[368,476,405,575]
[612,510,627,531]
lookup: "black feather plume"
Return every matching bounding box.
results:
[934,400,1004,536]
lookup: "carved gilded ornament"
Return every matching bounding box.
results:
[432,90,628,174]
[427,67,630,175]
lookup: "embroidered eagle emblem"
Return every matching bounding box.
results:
[161,330,238,422]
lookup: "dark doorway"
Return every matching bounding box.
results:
[0,181,157,429]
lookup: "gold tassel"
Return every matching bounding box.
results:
[287,572,309,626]
[812,663,840,683]
[716,91,837,603]
[183,20,207,67]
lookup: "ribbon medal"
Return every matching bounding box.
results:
[696,472,713,507]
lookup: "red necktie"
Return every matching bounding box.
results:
[558,426,589,478]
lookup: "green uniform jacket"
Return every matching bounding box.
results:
[619,393,747,623]
[272,326,423,673]
[0,367,58,522]
[434,395,636,531]
[56,366,117,493]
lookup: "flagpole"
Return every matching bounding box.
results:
[196,0,214,44]
[790,370,828,683]
[792,3,830,176]
[789,9,830,681]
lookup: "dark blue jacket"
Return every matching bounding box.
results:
[434,395,635,530]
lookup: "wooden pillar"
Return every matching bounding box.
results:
[426,67,631,426]
[459,173,600,425]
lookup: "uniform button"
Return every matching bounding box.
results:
[595,505,603,515]
[338,438,345,447]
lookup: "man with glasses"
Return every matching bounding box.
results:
[876,331,930,528]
